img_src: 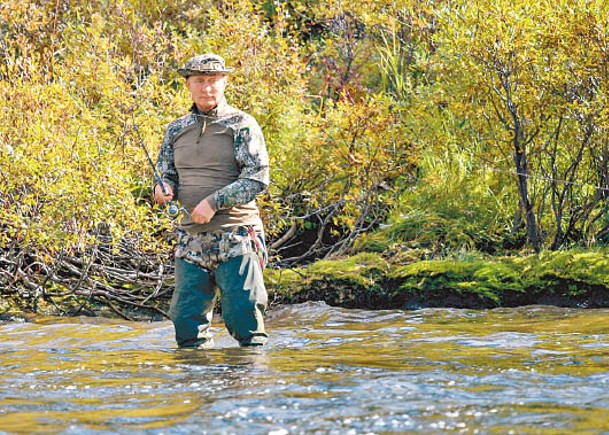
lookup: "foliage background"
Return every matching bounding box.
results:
[2,0,609,316]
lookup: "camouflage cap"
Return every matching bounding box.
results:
[177,53,234,77]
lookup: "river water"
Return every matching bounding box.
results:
[1,302,609,434]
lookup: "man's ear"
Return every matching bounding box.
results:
[185,76,194,92]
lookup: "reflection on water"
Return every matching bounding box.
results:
[1,302,609,433]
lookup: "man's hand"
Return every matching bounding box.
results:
[191,198,216,224]
[153,182,174,205]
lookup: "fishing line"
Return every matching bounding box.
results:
[477,165,609,192]
[373,143,609,193]
[131,121,188,219]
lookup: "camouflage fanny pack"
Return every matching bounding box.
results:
[175,226,267,272]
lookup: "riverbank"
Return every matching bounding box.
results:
[266,248,609,310]
[2,248,609,321]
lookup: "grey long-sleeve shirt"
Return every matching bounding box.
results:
[155,98,269,234]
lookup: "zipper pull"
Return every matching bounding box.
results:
[197,117,207,144]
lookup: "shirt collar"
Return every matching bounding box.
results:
[190,97,228,118]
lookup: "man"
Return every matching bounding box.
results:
[153,53,270,348]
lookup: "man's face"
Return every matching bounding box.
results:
[186,73,228,112]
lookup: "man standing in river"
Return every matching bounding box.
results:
[152,53,270,349]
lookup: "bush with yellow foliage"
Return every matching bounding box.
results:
[2,0,609,317]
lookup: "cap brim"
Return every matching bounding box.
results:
[178,68,234,77]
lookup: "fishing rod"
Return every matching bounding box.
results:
[133,124,185,219]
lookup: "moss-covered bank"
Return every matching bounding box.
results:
[3,248,609,320]
[266,249,609,310]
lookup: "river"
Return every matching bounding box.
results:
[1,302,609,434]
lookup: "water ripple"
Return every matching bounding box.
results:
[1,304,609,433]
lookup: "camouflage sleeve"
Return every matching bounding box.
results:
[213,178,267,210]
[154,126,179,197]
[212,118,270,210]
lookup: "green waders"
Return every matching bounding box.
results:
[170,253,268,348]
